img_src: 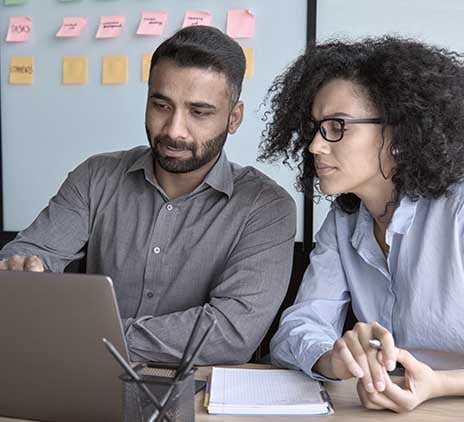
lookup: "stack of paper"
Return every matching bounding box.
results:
[207,367,333,416]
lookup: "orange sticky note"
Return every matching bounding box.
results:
[142,53,152,82]
[6,16,32,43]
[9,56,34,84]
[227,9,256,39]
[182,11,212,28]
[96,16,125,39]
[137,12,167,36]
[102,56,128,84]
[243,48,254,78]
[56,17,87,38]
[63,56,88,85]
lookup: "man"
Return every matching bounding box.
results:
[0,26,296,364]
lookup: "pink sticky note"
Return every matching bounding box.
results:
[6,16,32,43]
[96,16,125,39]
[56,17,87,38]
[182,11,212,28]
[227,9,256,39]
[136,12,167,36]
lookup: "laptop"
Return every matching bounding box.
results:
[0,271,130,422]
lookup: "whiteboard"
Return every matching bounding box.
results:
[313,0,464,239]
[0,0,308,240]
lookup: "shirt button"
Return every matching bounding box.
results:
[146,291,154,298]
[166,204,173,211]
[153,247,161,254]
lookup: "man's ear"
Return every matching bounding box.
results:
[228,101,244,134]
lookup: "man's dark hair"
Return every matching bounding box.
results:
[150,26,246,104]
[258,37,464,213]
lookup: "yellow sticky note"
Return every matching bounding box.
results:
[63,56,88,85]
[9,56,34,84]
[102,56,128,84]
[243,48,254,78]
[142,53,152,82]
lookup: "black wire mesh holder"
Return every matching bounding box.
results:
[119,307,217,421]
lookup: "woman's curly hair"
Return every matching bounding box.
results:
[258,37,464,213]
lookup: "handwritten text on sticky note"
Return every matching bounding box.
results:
[182,11,212,28]
[96,16,125,39]
[56,17,87,38]
[137,12,167,36]
[9,56,34,84]
[227,9,256,39]
[6,16,32,43]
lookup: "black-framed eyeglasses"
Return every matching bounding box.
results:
[301,117,384,143]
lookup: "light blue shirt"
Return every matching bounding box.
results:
[271,184,464,380]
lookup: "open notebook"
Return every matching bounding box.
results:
[207,367,334,416]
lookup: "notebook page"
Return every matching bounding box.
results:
[210,367,325,406]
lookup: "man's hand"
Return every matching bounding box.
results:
[315,322,397,393]
[357,348,441,412]
[0,255,45,272]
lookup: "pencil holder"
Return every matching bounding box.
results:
[121,365,195,422]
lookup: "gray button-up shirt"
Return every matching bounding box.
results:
[1,146,296,364]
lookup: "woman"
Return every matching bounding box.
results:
[259,37,464,412]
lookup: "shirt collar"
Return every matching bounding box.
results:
[127,148,154,176]
[202,151,234,198]
[126,148,234,199]
[351,194,419,249]
[387,194,418,236]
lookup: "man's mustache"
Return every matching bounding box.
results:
[153,136,195,152]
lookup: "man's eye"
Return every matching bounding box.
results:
[192,109,211,117]
[153,102,169,110]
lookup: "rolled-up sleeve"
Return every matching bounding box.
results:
[270,208,350,380]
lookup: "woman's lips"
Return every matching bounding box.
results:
[316,163,336,176]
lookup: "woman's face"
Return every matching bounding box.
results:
[308,79,394,197]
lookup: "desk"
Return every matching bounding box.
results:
[1,364,463,421]
[194,365,464,422]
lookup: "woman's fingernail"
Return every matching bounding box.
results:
[376,381,385,391]
[387,360,396,371]
[353,368,364,378]
[366,383,375,393]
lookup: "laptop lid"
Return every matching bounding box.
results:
[0,271,130,422]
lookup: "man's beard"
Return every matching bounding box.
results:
[146,127,229,173]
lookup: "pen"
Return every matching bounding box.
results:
[368,339,382,350]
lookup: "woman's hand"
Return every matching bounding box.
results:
[357,348,442,412]
[315,322,397,393]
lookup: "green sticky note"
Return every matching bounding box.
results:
[4,0,27,6]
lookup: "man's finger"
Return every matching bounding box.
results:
[8,256,26,271]
[0,260,8,270]
[24,256,44,272]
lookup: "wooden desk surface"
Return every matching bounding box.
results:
[1,364,462,421]
[194,364,464,422]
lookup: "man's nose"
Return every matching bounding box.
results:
[165,111,189,140]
